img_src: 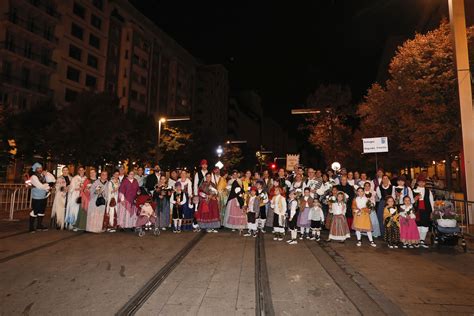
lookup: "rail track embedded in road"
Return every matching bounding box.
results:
[255,232,275,316]
[0,231,29,240]
[116,231,206,316]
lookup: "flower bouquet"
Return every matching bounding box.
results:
[432,201,458,227]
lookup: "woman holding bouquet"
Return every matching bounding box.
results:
[363,181,380,237]
[74,168,97,231]
[225,171,247,232]
[65,166,87,230]
[51,166,71,230]
[383,196,400,248]
[328,191,351,242]
[86,171,108,233]
[352,187,376,247]
[197,173,221,232]
[399,195,420,248]
[104,171,120,232]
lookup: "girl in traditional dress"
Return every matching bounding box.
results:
[224,171,247,231]
[352,187,376,247]
[363,181,381,237]
[308,199,324,241]
[328,192,351,242]
[196,173,221,232]
[395,175,413,205]
[104,171,120,232]
[399,195,420,248]
[265,180,281,230]
[324,186,339,230]
[271,187,287,241]
[286,190,299,244]
[297,187,313,240]
[376,175,395,236]
[154,175,171,230]
[65,166,87,230]
[75,168,96,231]
[51,166,71,230]
[117,171,139,229]
[255,180,269,233]
[170,182,187,233]
[184,196,199,231]
[244,186,259,237]
[86,171,108,233]
[383,196,400,248]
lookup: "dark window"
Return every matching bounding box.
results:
[27,16,35,32]
[85,74,97,88]
[122,87,126,97]
[91,14,101,30]
[89,34,100,49]
[73,2,85,19]
[23,41,32,59]
[139,93,146,103]
[65,88,78,102]
[92,0,103,10]
[69,44,82,61]
[71,23,84,40]
[67,66,80,82]
[141,76,147,86]
[131,89,138,100]
[87,54,98,69]
[2,61,12,79]
[21,67,30,87]
[132,54,139,65]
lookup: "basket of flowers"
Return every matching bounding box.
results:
[432,200,458,228]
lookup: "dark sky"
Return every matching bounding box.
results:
[130,0,447,123]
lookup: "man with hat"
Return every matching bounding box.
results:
[193,159,209,196]
[414,175,434,248]
[29,163,54,232]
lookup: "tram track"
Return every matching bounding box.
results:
[0,230,29,240]
[255,232,274,316]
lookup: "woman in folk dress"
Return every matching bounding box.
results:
[399,196,420,248]
[75,168,97,231]
[65,166,87,230]
[86,171,108,233]
[328,192,351,242]
[51,166,71,230]
[104,171,120,232]
[363,181,381,237]
[117,171,139,229]
[352,187,376,247]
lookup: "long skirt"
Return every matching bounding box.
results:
[51,192,67,229]
[329,214,350,241]
[86,203,106,233]
[117,201,137,228]
[225,198,247,229]
[156,198,171,228]
[65,192,80,227]
[265,204,274,227]
[197,199,221,229]
[297,207,311,228]
[75,207,87,230]
[399,217,420,244]
[352,212,372,232]
[384,218,400,245]
[182,204,195,231]
[325,213,333,230]
[218,191,227,225]
[376,200,386,236]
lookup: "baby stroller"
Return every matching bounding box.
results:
[135,188,160,237]
[430,200,467,252]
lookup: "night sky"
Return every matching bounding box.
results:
[130,0,447,124]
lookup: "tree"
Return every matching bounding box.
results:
[358,21,474,165]
[304,84,357,166]
[221,144,244,170]
[159,126,192,167]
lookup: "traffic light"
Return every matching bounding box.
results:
[270,163,276,170]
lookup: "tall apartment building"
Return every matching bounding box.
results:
[0,0,60,110]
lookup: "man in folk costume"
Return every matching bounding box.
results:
[29,163,54,232]
[244,186,259,237]
[271,187,287,241]
[255,180,269,233]
[276,168,291,196]
[261,170,273,192]
[413,176,434,248]
[371,168,384,197]
[303,168,322,199]
[144,165,161,193]
[194,159,209,196]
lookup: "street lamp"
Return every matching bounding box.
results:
[216,145,223,157]
[155,115,190,162]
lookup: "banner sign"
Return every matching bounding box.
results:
[362,137,389,153]
[286,154,300,171]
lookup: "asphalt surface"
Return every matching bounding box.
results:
[0,219,473,316]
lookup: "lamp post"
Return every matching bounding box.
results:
[155,115,190,162]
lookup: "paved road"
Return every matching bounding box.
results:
[0,220,473,316]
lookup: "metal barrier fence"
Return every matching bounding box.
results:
[0,184,55,221]
[450,199,473,235]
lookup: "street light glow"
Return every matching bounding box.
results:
[159,117,166,123]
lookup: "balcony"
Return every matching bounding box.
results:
[20,0,61,19]
[0,73,53,96]
[0,41,57,70]
[4,13,59,45]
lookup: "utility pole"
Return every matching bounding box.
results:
[449,0,474,203]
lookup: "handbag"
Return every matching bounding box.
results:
[96,195,106,207]
[109,197,117,207]
[76,196,82,204]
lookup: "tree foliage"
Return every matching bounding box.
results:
[358,21,474,164]
[221,144,244,170]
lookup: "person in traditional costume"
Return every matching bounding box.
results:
[255,180,269,233]
[117,171,139,229]
[395,175,413,205]
[383,196,400,249]
[214,169,228,225]
[167,170,178,189]
[224,171,247,232]
[297,187,313,240]
[170,182,187,233]
[135,167,146,187]
[86,171,108,233]
[276,168,291,196]
[413,176,434,249]
[244,186,259,237]
[328,192,351,242]
[375,175,395,236]
[29,163,54,232]
[74,168,96,231]
[291,173,304,198]
[118,166,126,183]
[347,171,355,187]
[144,165,161,193]
[177,170,193,197]
[353,171,361,187]
[308,198,324,241]
[104,171,120,232]
[304,168,322,199]
[252,172,261,186]
[271,187,287,241]
[286,190,299,244]
[336,175,355,230]
[352,187,376,247]
[51,166,71,230]
[242,170,252,193]
[399,195,420,248]
[194,159,209,196]
[371,168,384,193]
[154,175,171,230]
[316,173,334,221]
[65,166,86,230]
[363,181,380,237]
[183,195,199,231]
[261,170,273,192]
[357,172,369,188]
[196,173,221,232]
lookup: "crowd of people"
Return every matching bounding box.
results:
[27,160,444,249]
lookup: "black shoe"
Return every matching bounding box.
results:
[37,216,48,231]
[29,216,36,232]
